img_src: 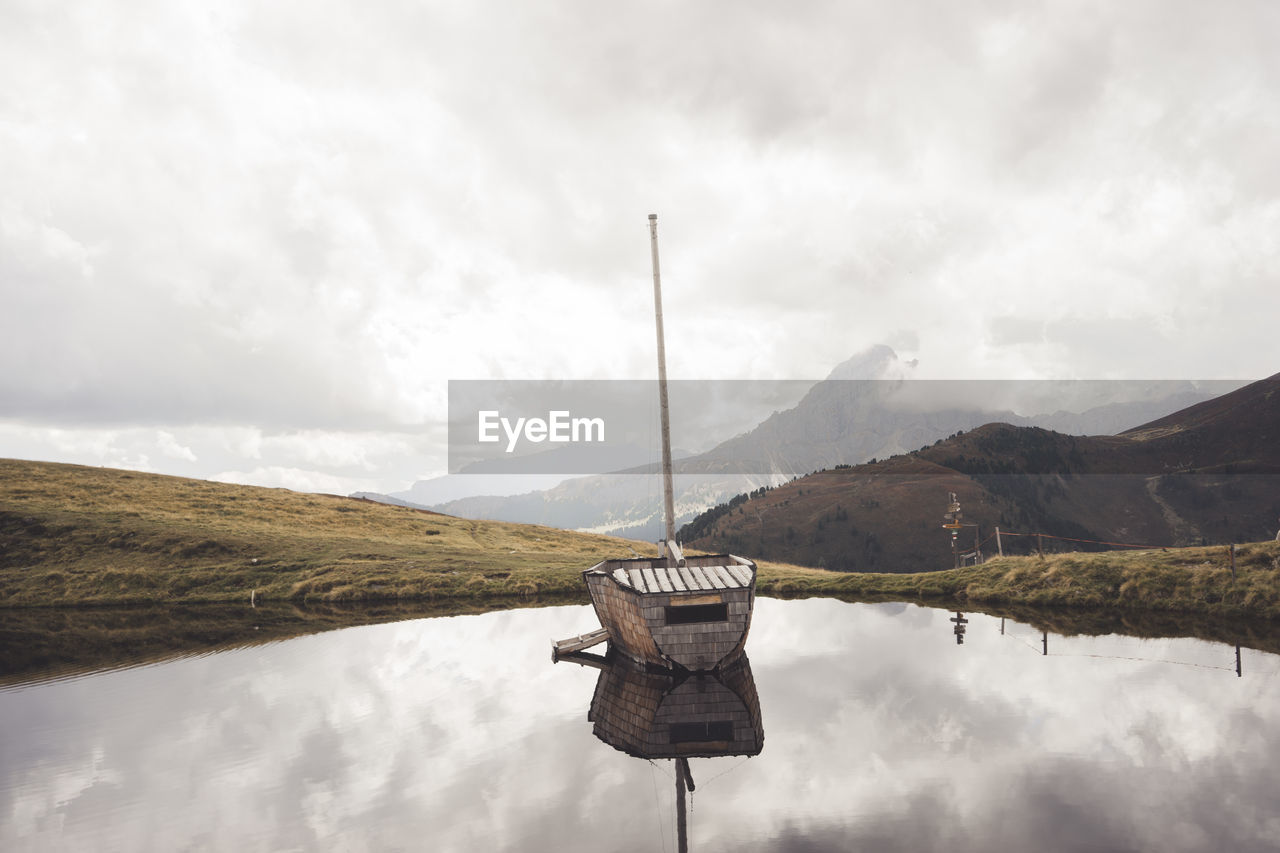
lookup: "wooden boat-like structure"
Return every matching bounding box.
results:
[583,553,756,672]
[555,214,757,673]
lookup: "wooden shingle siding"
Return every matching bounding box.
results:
[585,573,661,665]
[588,654,764,760]
[584,554,756,671]
[649,586,753,671]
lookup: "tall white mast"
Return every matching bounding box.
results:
[648,214,678,559]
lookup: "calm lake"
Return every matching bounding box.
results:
[3,598,1280,851]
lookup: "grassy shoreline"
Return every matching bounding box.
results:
[3,458,1278,619]
[5,590,1280,691]
[758,541,1280,619]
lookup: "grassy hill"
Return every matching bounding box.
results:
[683,373,1280,571]
[3,457,1279,620]
[0,457,666,605]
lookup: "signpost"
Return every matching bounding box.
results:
[942,492,963,569]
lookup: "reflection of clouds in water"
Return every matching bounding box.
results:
[2,600,1280,851]
[0,610,598,851]
[736,599,1280,852]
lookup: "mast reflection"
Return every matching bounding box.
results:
[558,651,764,852]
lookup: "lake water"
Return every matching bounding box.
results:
[3,598,1280,851]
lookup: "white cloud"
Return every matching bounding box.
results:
[155,430,197,462]
[2,0,1277,492]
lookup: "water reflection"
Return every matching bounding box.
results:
[0,597,586,688]
[3,599,1280,851]
[559,651,764,852]
[583,653,764,761]
[5,595,1278,690]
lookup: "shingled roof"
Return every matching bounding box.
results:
[609,563,753,594]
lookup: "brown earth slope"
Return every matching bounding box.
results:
[683,374,1280,571]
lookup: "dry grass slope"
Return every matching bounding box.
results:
[3,458,1277,618]
[756,541,1280,619]
[0,458,658,606]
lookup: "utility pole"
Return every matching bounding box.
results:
[943,492,963,569]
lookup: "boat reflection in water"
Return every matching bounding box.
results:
[558,650,764,852]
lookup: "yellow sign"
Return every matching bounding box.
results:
[942,523,963,530]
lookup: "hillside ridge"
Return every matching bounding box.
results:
[682,374,1280,571]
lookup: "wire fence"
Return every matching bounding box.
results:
[949,526,1180,564]
[997,620,1251,676]
[996,530,1163,550]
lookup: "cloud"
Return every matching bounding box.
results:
[2,0,1277,491]
[155,431,197,462]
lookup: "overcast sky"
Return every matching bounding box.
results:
[2,0,1278,496]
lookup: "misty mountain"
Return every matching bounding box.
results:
[392,441,698,508]
[682,372,1280,572]
[396,347,1238,538]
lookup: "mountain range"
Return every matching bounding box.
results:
[363,347,1244,541]
[681,371,1280,572]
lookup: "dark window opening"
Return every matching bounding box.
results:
[665,603,728,625]
[671,721,734,743]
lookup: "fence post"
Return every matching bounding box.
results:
[1229,543,1237,580]
[995,526,1003,557]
